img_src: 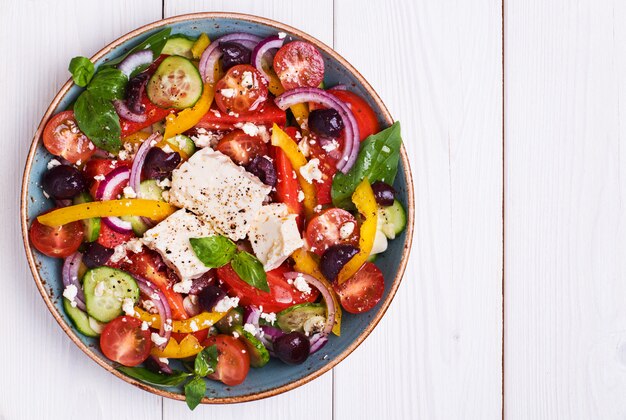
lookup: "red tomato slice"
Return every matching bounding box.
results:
[305,208,359,255]
[273,41,325,90]
[271,127,303,227]
[334,262,385,314]
[195,100,286,131]
[216,264,319,313]
[307,139,338,206]
[214,65,268,116]
[216,129,268,165]
[43,111,96,164]
[29,217,83,258]
[328,90,380,141]
[97,222,134,248]
[120,95,173,138]
[100,316,152,367]
[203,335,250,386]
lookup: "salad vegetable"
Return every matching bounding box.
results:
[30,28,407,409]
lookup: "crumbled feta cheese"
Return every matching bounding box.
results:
[220,88,236,98]
[125,238,143,253]
[233,122,270,142]
[313,205,323,213]
[158,357,169,365]
[321,139,340,152]
[142,299,156,313]
[62,284,78,307]
[47,159,62,170]
[163,322,173,332]
[298,138,311,157]
[76,160,82,166]
[278,32,287,39]
[297,190,305,202]
[118,150,129,161]
[293,274,312,295]
[141,321,150,331]
[303,315,326,336]
[173,279,193,294]
[381,145,391,153]
[123,186,137,199]
[162,145,174,154]
[156,178,171,189]
[110,244,127,263]
[190,127,224,148]
[299,158,323,183]
[94,174,106,181]
[339,222,356,239]
[214,296,240,313]
[260,312,277,324]
[232,331,240,339]
[241,71,255,89]
[94,281,106,297]
[151,333,168,346]
[122,298,136,316]
[189,320,199,332]
[243,323,258,336]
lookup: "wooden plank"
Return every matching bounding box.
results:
[0,1,163,419]
[505,1,626,418]
[333,0,503,419]
[162,1,333,417]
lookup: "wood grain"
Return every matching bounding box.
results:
[332,0,503,419]
[505,1,626,418]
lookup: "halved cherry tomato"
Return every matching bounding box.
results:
[216,129,268,165]
[203,335,250,386]
[29,217,83,258]
[308,139,338,206]
[273,41,324,90]
[100,316,152,367]
[334,262,384,314]
[120,95,173,137]
[329,90,380,141]
[272,127,303,226]
[214,65,268,116]
[43,111,96,164]
[305,208,359,255]
[195,101,286,131]
[216,263,319,313]
[97,222,134,248]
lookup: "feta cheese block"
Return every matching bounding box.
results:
[141,209,216,282]
[248,203,304,271]
[169,148,271,240]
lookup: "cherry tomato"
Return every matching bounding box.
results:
[214,65,268,116]
[203,335,250,386]
[29,217,84,258]
[96,222,134,249]
[334,262,385,314]
[308,139,338,206]
[216,264,319,313]
[43,111,96,164]
[195,101,286,131]
[329,90,380,141]
[100,316,152,367]
[305,208,359,255]
[273,41,324,90]
[120,95,172,137]
[216,129,268,165]
[271,127,303,226]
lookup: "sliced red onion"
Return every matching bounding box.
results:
[251,35,285,82]
[145,355,173,375]
[62,252,86,311]
[183,295,201,317]
[198,33,262,83]
[309,333,328,354]
[284,272,336,337]
[101,216,132,233]
[259,325,285,352]
[244,305,261,327]
[129,133,160,195]
[96,166,133,233]
[132,274,172,349]
[275,88,360,173]
[118,49,153,78]
[113,99,146,123]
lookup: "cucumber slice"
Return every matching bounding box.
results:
[215,307,244,334]
[63,298,99,337]
[233,325,270,368]
[119,215,152,236]
[73,192,100,242]
[378,200,407,239]
[120,180,165,236]
[276,303,326,333]
[147,56,203,110]
[83,267,139,322]
[162,34,196,59]
[166,134,196,157]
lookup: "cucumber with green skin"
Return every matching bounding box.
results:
[162,34,196,59]
[121,180,165,235]
[63,298,99,337]
[166,134,196,157]
[147,56,203,110]
[73,192,100,242]
[215,307,244,334]
[276,303,326,333]
[232,325,270,368]
[83,267,139,322]
[378,200,407,239]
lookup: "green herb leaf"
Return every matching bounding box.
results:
[194,345,218,377]
[190,236,238,268]
[74,90,122,153]
[232,251,269,292]
[87,68,128,100]
[184,376,206,410]
[104,27,172,75]
[331,121,403,209]
[68,56,95,87]
[117,366,192,387]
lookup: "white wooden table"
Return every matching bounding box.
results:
[2,0,625,418]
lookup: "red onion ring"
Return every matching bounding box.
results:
[62,252,86,311]
[274,88,360,173]
[96,166,133,233]
[145,355,173,375]
[284,272,336,337]
[309,332,329,354]
[131,274,172,349]
[250,35,285,83]
[198,33,262,83]
[113,99,146,123]
[129,133,161,229]
[244,305,261,326]
[118,49,153,78]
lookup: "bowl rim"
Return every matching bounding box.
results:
[20,11,414,404]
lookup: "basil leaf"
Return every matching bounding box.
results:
[232,251,269,292]
[117,366,192,387]
[87,68,128,100]
[331,121,403,209]
[68,56,95,87]
[184,376,206,410]
[194,345,218,377]
[74,90,122,153]
[104,27,171,71]
[190,236,237,268]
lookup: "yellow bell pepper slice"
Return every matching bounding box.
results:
[162,83,215,147]
[151,334,204,359]
[133,307,226,333]
[37,199,176,227]
[337,179,378,284]
[267,72,309,129]
[292,248,342,336]
[122,131,150,144]
[271,124,317,217]
[191,33,210,59]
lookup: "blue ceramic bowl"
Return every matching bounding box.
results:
[21,12,414,404]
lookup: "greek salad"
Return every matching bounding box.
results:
[29,28,405,409]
